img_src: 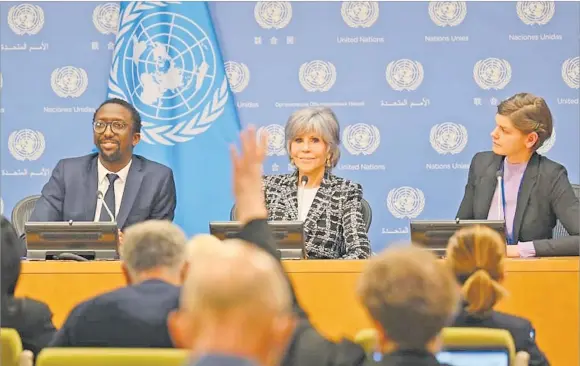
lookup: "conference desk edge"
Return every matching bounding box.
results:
[20,257,579,274]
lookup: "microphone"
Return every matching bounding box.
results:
[298,176,309,220]
[496,169,503,220]
[97,190,115,222]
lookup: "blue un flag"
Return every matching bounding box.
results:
[107,2,241,236]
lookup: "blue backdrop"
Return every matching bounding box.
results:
[1,1,578,252]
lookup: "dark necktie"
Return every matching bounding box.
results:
[99,173,119,222]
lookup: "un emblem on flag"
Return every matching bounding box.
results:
[386,187,425,219]
[8,129,46,161]
[430,123,468,155]
[108,2,229,145]
[343,123,380,156]
[516,1,555,25]
[562,57,579,89]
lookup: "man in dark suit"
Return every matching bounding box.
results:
[1,216,56,359]
[457,93,579,257]
[29,98,176,237]
[49,220,188,348]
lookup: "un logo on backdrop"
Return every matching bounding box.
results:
[225,62,250,93]
[343,123,380,156]
[428,1,467,27]
[473,58,512,90]
[299,60,337,92]
[93,3,120,35]
[8,129,46,161]
[341,2,379,28]
[255,2,292,29]
[562,57,579,89]
[386,59,424,91]
[258,124,286,156]
[537,128,556,155]
[430,123,468,155]
[8,4,44,35]
[51,67,89,98]
[516,1,555,25]
[107,3,228,146]
[387,187,425,219]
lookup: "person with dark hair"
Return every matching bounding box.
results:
[1,216,56,357]
[29,98,176,239]
[457,92,579,257]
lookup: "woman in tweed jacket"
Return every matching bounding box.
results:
[263,107,371,259]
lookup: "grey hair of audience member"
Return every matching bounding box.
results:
[284,107,341,168]
[181,238,293,315]
[119,220,187,280]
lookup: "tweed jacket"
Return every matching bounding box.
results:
[263,171,371,259]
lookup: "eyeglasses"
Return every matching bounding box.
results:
[93,120,129,134]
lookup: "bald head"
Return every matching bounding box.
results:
[182,238,292,317]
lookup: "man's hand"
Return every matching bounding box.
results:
[230,126,268,225]
[506,245,520,258]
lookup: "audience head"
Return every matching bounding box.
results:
[446,225,509,316]
[1,217,24,296]
[492,93,553,156]
[119,220,188,285]
[93,98,142,165]
[169,237,295,366]
[358,245,459,353]
[284,107,341,174]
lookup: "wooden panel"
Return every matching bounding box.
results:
[17,258,579,366]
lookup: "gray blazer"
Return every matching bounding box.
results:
[263,171,371,259]
[457,151,579,257]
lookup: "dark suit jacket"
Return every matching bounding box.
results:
[49,279,180,348]
[372,350,442,366]
[263,171,370,259]
[453,308,549,366]
[457,151,579,256]
[29,153,176,230]
[237,219,367,366]
[0,296,56,358]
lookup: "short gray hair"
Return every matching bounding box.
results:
[285,107,341,168]
[120,220,187,279]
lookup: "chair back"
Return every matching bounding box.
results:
[441,327,516,365]
[230,197,372,232]
[553,184,580,238]
[10,195,41,237]
[1,328,23,366]
[36,348,188,366]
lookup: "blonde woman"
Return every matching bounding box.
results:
[446,225,549,366]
